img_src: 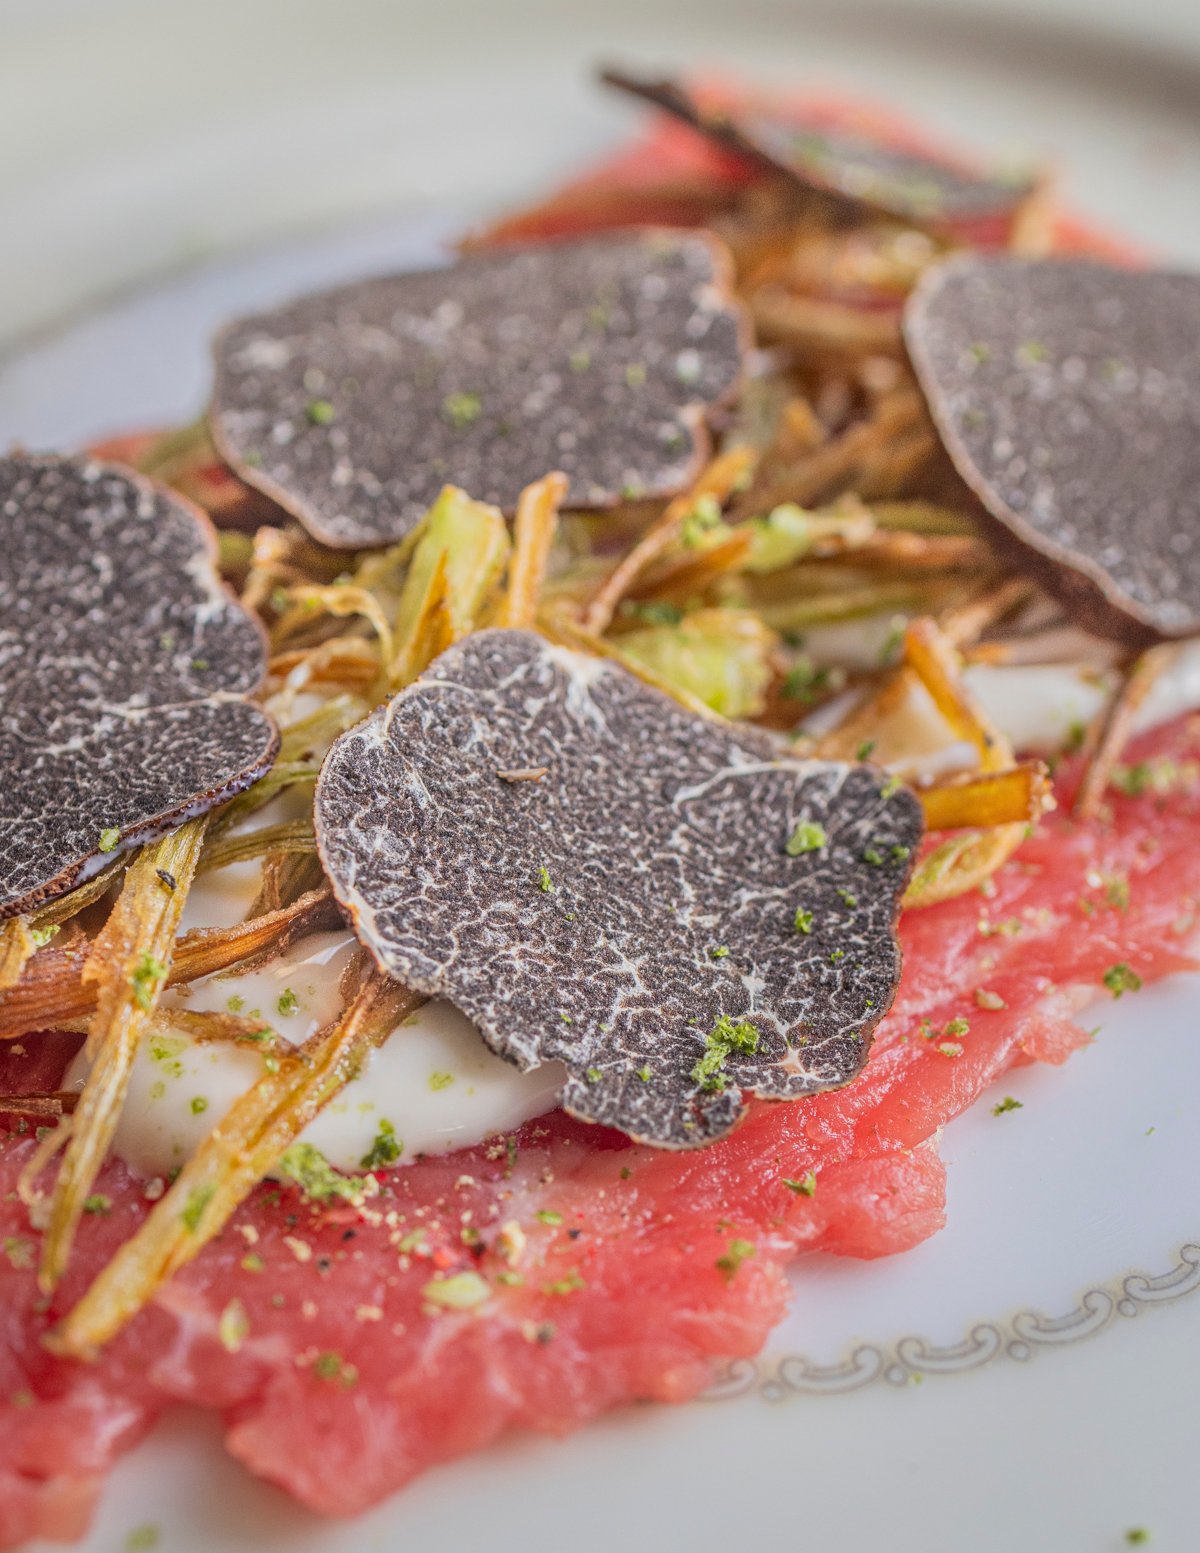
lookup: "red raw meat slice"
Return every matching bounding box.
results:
[0,717,1197,1536]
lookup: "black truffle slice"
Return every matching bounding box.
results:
[904,255,1200,640]
[0,455,278,918]
[601,70,1034,228]
[209,233,747,549]
[315,629,920,1149]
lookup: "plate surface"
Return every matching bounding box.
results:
[4,3,1200,1550]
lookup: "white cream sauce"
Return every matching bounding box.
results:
[67,927,566,1177]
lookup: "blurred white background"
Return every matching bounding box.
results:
[2,0,1199,357]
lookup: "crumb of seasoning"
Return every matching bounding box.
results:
[421,1271,490,1311]
[429,1071,455,1091]
[312,1351,359,1386]
[181,1183,215,1232]
[155,868,176,893]
[1099,962,1136,1000]
[496,766,549,782]
[793,906,814,935]
[360,1118,402,1169]
[276,987,299,1017]
[1125,1531,1151,1547]
[637,1065,652,1081]
[535,1209,563,1226]
[856,740,876,761]
[709,945,730,959]
[83,1194,112,1215]
[442,391,482,428]
[785,820,827,856]
[218,1297,250,1353]
[862,846,885,866]
[189,1096,208,1115]
[130,952,168,1012]
[944,1017,970,1038]
[98,826,120,852]
[124,1526,160,1553]
[585,1066,602,1083]
[1103,962,1143,998]
[974,989,1006,1011]
[536,865,554,893]
[305,398,336,425]
[992,1096,1023,1116]
[783,1171,817,1197]
[30,923,59,947]
[691,1014,759,1092]
[277,1143,368,1203]
[715,1237,756,1281]
[543,1269,586,1295]
[936,1041,964,1058]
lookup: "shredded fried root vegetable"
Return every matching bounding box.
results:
[0,919,36,992]
[899,617,1035,908]
[0,887,341,1040]
[38,819,207,1291]
[197,818,317,875]
[1073,642,1185,821]
[0,1091,78,1119]
[582,447,757,634]
[496,472,568,629]
[904,616,1011,773]
[917,761,1053,831]
[49,965,419,1359]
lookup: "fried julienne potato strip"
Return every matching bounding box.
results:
[916,762,1053,831]
[1072,641,1185,821]
[496,472,569,629]
[0,918,36,992]
[582,446,757,634]
[0,887,341,1040]
[50,965,419,1359]
[37,818,208,1290]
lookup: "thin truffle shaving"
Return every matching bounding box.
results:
[315,629,921,1148]
[0,455,278,919]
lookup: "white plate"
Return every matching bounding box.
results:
[4,3,1200,1550]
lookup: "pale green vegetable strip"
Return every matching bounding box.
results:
[618,608,779,718]
[39,818,207,1292]
[391,485,510,684]
[50,969,418,1357]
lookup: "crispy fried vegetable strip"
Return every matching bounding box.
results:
[50,966,419,1358]
[917,762,1053,831]
[0,888,340,1039]
[39,820,207,1291]
[281,584,396,675]
[197,819,317,875]
[900,618,1038,907]
[730,387,924,519]
[904,826,1029,909]
[497,473,568,629]
[0,1092,78,1118]
[0,919,36,992]
[625,530,754,604]
[1073,642,1185,821]
[747,287,903,356]
[904,616,1010,772]
[583,447,756,635]
[937,576,1034,647]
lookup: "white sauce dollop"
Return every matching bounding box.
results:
[67,928,566,1176]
